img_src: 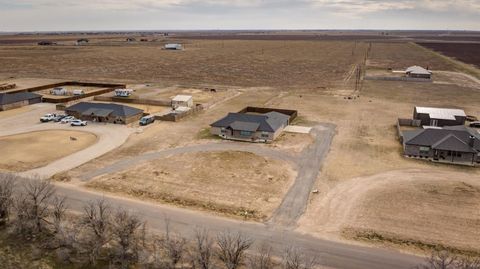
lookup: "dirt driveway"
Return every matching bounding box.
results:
[0,104,134,178]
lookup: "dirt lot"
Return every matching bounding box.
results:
[0,40,367,88]
[151,87,235,105]
[87,151,296,220]
[0,77,64,93]
[38,85,108,99]
[301,169,480,255]
[0,130,97,172]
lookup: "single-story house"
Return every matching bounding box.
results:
[0,92,42,111]
[414,106,466,127]
[65,102,144,124]
[165,43,183,50]
[126,38,136,42]
[172,95,193,108]
[210,111,290,142]
[406,66,432,79]
[402,125,480,166]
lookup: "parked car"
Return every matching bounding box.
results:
[139,115,155,126]
[470,121,480,128]
[53,114,67,122]
[71,120,87,126]
[60,116,75,124]
[40,113,56,122]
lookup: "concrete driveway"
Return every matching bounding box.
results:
[0,103,134,178]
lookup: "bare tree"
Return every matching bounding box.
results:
[249,242,274,269]
[456,257,480,269]
[282,247,317,269]
[111,208,144,269]
[52,195,67,234]
[13,178,55,236]
[191,228,214,269]
[0,173,15,226]
[162,219,187,268]
[216,231,253,269]
[81,199,112,265]
[416,251,480,269]
[416,251,458,269]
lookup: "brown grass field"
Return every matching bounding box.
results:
[0,40,368,88]
[1,36,480,254]
[87,151,296,220]
[0,130,97,172]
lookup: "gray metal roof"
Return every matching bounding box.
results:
[431,134,476,153]
[211,112,289,132]
[406,66,432,75]
[0,92,41,105]
[415,106,466,120]
[81,108,114,117]
[66,102,143,118]
[403,126,480,153]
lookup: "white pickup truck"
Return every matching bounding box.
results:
[40,113,56,122]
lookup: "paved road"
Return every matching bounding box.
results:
[270,124,336,227]
[56,183,424,269]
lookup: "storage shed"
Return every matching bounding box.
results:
[172,95,193,108]
[414,106,466,127]
[164,43,183,50]
[0,92,42,111]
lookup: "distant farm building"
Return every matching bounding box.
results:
[164,43,183,50]
[414,106,466,127]
[406,66,432,79]
[38,41,56,46]
[401,125,480,166]
[76,38,89,45]
[210,107,297,143]
[126,38,136,42]
[0,92,42,111]
[171,95,193,108]
[65,102,144,124]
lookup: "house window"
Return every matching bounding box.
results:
[221,128,226,133]
[419,146,429,153]
[261,132,269,138]
[240,131,252,136]
[457,152,462,157]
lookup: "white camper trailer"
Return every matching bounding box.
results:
[72,89,85,96]
[50,87,67,96]
[115,89,134,97]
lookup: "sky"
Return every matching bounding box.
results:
[0,0,479,31]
